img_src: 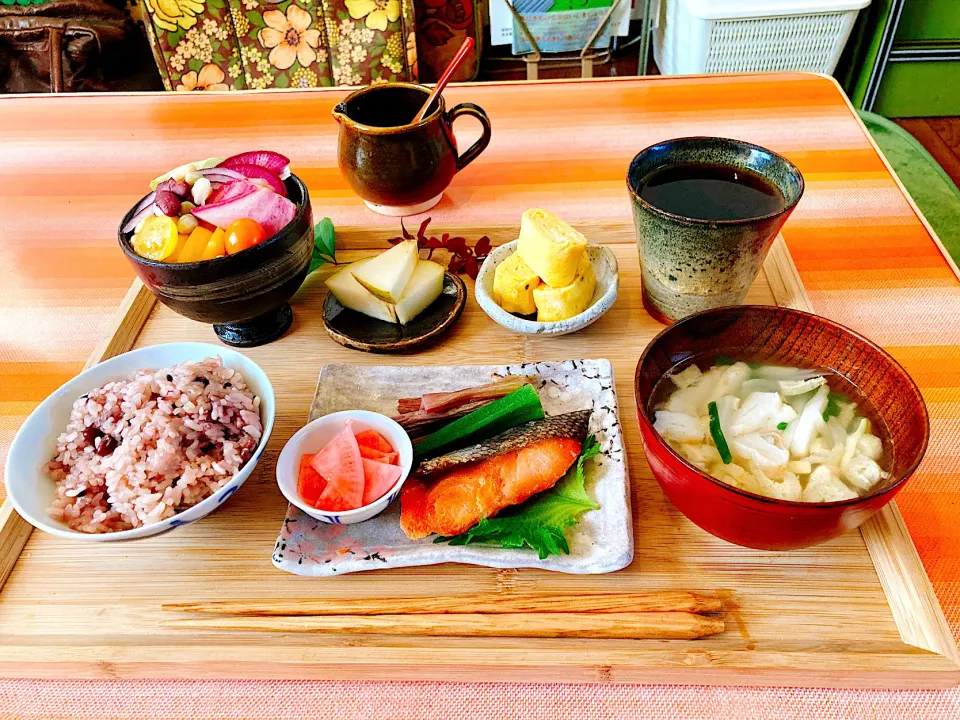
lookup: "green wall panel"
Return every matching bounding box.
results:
[873,61,960,116]
[895,0,960,42]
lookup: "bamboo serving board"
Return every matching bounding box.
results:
[0,227,957,688]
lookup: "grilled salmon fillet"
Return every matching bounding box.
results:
[400,436,582,540]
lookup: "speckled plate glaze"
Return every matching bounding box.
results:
[322,273,466,353]
[474,242,619,336]
[273,359,633,576]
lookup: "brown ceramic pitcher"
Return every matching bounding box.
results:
[333,83,492,216]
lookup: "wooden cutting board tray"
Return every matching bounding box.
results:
[1,226,958,688]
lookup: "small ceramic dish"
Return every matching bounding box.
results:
[475,241,619,336]
[276,410,413,524]
[322,272,466,353]
[4,342,276,542]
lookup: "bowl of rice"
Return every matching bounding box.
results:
[5,342,275,541]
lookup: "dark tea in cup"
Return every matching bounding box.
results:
[627,137,804,323]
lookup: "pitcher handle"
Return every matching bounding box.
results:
[447,103,492,171]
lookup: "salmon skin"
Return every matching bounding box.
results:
[415,409,592,477]
[400,436,583,540]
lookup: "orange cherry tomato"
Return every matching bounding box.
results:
[224,219,267,255]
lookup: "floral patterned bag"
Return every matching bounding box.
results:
[139,0,417,91]
[414,0,479,82]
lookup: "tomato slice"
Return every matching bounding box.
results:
[200,227,226,260]
[176,226,213,263]
[224,218,267,255]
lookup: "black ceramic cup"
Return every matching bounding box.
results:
[118,174,314,347]
[626,137,804,323]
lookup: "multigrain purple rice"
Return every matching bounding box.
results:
[46,357,262,533]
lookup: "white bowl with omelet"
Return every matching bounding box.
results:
[476,239,619,336]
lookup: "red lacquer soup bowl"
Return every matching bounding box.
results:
[634,305,929,550]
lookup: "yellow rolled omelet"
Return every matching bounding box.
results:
[516,209,587,287]
[493,251,540,315]
[533,253,596,322]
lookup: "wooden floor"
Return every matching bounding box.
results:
[894,117,960,187]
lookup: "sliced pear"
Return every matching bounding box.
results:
[351,240,419,304]
[325,258,397,324]
[395,260,444,325]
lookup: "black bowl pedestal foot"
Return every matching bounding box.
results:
[214,303,293,347]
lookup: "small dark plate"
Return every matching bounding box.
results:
[322,272,466,353]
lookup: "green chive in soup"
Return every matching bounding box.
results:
[650,358,891,502]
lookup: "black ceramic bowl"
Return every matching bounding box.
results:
[118,174,314,347]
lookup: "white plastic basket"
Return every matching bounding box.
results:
[653,0,871,75]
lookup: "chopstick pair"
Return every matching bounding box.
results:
[163,591,726,640]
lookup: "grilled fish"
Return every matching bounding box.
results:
[400,436,582,540]
[415,409,592,477]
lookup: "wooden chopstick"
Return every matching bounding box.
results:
[164,591,724,617]
[165,611,725,640]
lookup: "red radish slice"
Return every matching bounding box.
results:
[354,429,395,454]
[227,163,287,196]
[361,459,403,505]
[220,150,290,175]
[192,187,297,236]
[297,452,327,507]
[358,445,399,465]
[309,422,364,509]
[207,179,259,205]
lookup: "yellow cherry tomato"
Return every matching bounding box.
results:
[224,218,267,255]
[200,227,227,261]
[133,215,179,261]
[176,226,213,263]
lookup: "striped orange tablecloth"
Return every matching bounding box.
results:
[2,75,959,718]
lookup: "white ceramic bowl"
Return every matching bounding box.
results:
[475,241,619,336]
[276,410,413,524]
[4,342,275,542]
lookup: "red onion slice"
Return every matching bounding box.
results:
[122,202,156,234]
[122,191,157,233]
[197,167,245,184]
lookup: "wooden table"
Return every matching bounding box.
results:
[2,75,960,718]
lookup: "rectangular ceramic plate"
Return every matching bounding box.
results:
[272,359,634,576]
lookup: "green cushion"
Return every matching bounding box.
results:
[859,110,960,265]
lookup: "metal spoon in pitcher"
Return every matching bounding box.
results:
[413,37,476,123]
